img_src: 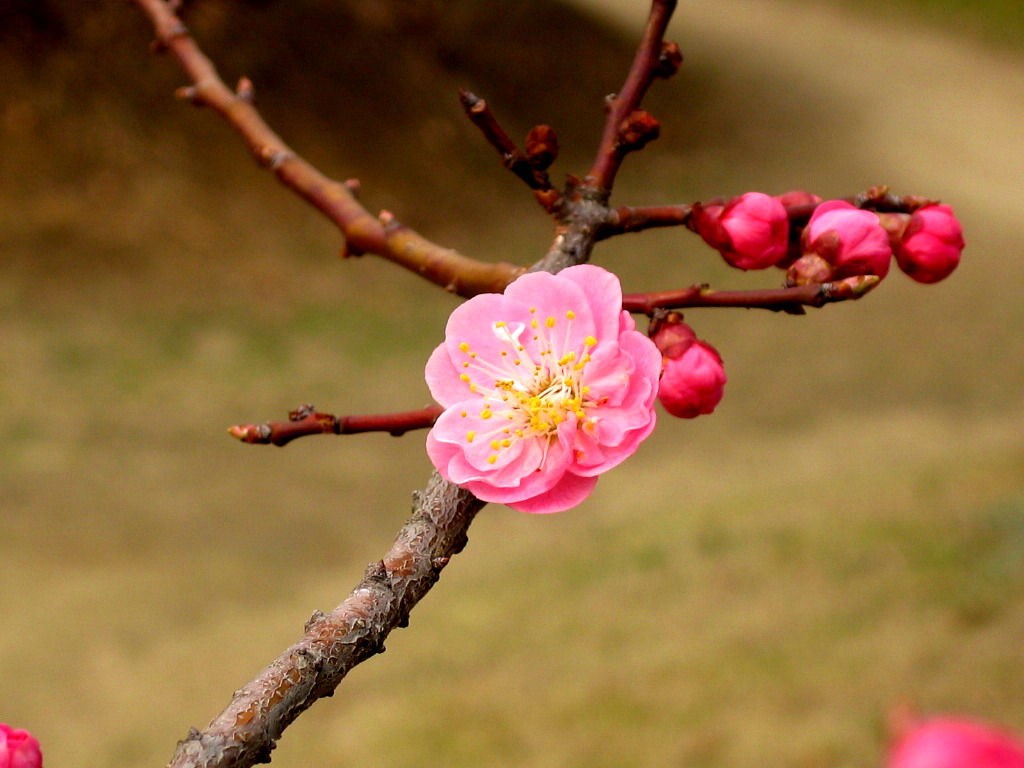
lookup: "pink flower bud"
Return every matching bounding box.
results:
[887,717,1024,768]
[651,317,726,419]
[895,203,965,284]
[0,724,42,768]
[694,191,789,270]
[802,199,892,279]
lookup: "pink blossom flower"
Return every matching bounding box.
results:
[651,316,726,418]
[694,191,790,270]
[0,724,42,768]
[425,265,661,514]
[802,199,892,279]
[895,204,965,284]
[887,717,1024,768]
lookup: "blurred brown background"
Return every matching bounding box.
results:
[2,0,1023,765]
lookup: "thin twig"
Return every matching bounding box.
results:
[130,0,522,297]
[228,404,444,447]
[587,0,678,191]
[459,90,560,213]
[621,276,881,315]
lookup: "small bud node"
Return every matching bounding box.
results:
[236,76,255,103]
[656,41,684,78]
[525,124,559,170]
[616,110,660,152]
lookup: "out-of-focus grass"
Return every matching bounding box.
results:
[820,0,1024,48]
[2,0,1024,766]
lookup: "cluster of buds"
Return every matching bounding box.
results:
[649,311,726,419]
[692,192,965,286]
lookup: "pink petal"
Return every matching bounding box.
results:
[556,264,624,345]
[424,342,470,408]
[503,271,600,358]
[426,401,535,478]
[442,292,536,381]
[580,343,636,407]
[507,471,599,514]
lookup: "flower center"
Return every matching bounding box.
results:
[454,310,600,465]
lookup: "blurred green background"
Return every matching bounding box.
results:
[2,0,1023,765]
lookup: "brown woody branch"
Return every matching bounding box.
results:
[130,0,522,297]
[587,0,679,191]
[168,473,485,768]
[139,1,685,765]
[601,203,694,237]
[622,275,881,315]
[228,404,443,446]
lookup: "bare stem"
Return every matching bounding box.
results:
[601,203,694,237]
[129,0,522,297]
[228,404,445,447]
[587,0,678,191]
[622,276,881,315]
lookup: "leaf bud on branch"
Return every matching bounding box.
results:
[525,124,559,171]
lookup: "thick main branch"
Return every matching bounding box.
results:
[168,473,485,768]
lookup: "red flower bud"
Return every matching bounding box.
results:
[887,717,1024,768]
[694,192,789,271]
[895,203,965,284]
[802,199,892,279]
[0,724,42,768]
[651,317,726,419]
